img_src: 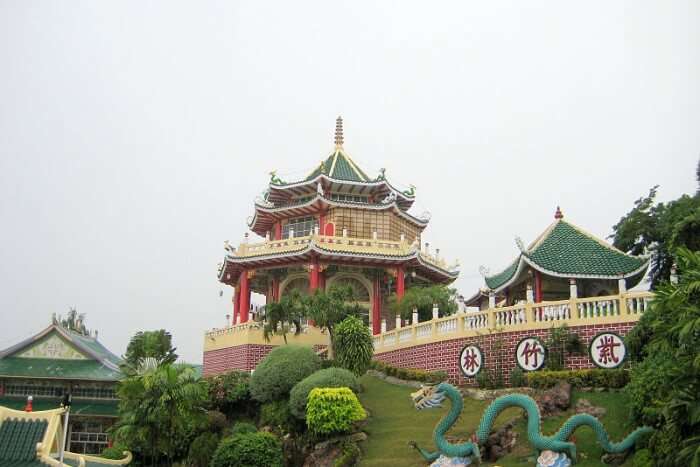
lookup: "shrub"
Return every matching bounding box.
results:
[188,432,219,467]
[306,387,366,436]
[210,432,283,467]
[289,367,360,419]
[100,443,129,460]
[476,369,492,389]
[207,410,228,433]
[250,345,322,402]
[334,440,361,467]
[509,367,526,387]
[321,359,339,369]
[231,421,257,435]
[525,369,630,389]
[632,449,653,467]
[260,399,295,433]
[206,370,251,415]
[334,316,373,376]
[369,360,447,384]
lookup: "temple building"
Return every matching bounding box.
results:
[0,323,123,455]
[205,118,459,374]
[465,207,650,310]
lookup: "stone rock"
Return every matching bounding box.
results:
[601,451,630,465]
[429,454,472,466]
[463,387,536,401]
[302,432,366,467]
[574,398,606,418]
[536,382,572,417]
[482,417,519,462]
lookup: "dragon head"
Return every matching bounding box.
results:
[411,383,446,410]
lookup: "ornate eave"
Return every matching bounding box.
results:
[248,193,429,236]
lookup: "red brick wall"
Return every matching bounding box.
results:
[203,344,328,377]
[373,322,636,386]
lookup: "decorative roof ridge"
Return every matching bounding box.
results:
[520,254,650,280]
[267,172,415,201]
[336,147,370,182]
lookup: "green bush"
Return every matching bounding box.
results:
[231,421,257,435]
[289,367,360,419]
[334,440,361,467]
[476,369,492,389]
[210,432,283,467]
[369,360,447,383]
[250,345,322,402]
[321,359,339,369]
[205,370,251,415]
[626,352,676,426]
[631,449,653,467]
[334,316,374,376]
[306,387,366,436]
[260,399,295,433]
[207,410,228,433]
[100,443,129,460]
[525,369,630,389]
[509,367,526,387]
[187,432,219,467]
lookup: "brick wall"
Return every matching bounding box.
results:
[373,322,636,386]
[203,344,328,377]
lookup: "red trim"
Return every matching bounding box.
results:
[396,265,405,300]
[233,286,240,324]
[309,257,319,291]
[324,222,335,236]
[239,270,250,323]
[534,270,543,321]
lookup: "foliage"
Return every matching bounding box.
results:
[387,285,458,322]
[52,307,91,336]
[260,399,295,433]
[249,345,321,402]
[303,285,365,351]
[112,363,207,465]
[544,324,584,371]
[121,329,178,373]
[289,367,360,419]
[610,184,700,287]
[187,432,219,467]
[631,448,654,467]
[205,369,251,416]
[206,410,228,433]
[306,387,366,436]
[526,369,630,389]
[334,316,373,376]
[368,360,447,383]
[334,440,361,467]
[509,367,526,388]
[474,330,506,389]
[263,289,305,343]
[321,359,339,369]
[231,421,257,435]
[99,443,129,460]
[625,248,700,466]
[210,432,284,467]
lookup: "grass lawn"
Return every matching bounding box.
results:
[358,375,637,467]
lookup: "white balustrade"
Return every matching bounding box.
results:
[437,317,457,335]
[399,328,413,342]
[465,313,488,330]
[415,322,433,338]
[495,306,527,327]
[383,333,397,346]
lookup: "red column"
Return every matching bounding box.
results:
[372,275,381,335]
[318,269,326,291]
[239,270,251,323]
[534,270,543,320]
[396,265,405,301]
[274,222,282,240]
[309,257,319,291]
[233,286,240,325]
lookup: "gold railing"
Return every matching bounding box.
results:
[372,291,653,352]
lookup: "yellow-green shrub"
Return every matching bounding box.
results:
[306,387,366,435]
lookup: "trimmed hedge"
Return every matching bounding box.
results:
[369,360,447,384]
[289,367,360,419]
[334,316,374,376]
[210,432,283,467]
[526,369,630,389]
[306,387,366,436]
[250,345,322,402]
[231,421,257,435]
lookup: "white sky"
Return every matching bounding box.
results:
[0,1,698,363]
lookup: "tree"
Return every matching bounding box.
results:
[303,285,363,353]
[610,180,700,288]
[386,285,458,322]
[262,289,305,344]
[122,330,178,373]
[112,363,207,466]
[52,307,90,336]
[333,316,373,376]
[625,248,700,466]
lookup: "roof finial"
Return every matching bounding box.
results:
[334,116,344,148]
[554,206,564,219]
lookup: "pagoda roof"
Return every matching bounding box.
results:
[483,211,650,292]
[305,147,371,182]
[0,324,123,382]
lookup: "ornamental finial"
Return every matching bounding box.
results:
[334,116,344,147]
[554,206,564,219]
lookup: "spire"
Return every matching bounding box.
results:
[554,206,564,219]
[334,116,344,147]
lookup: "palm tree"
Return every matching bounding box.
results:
[262,289,304,344]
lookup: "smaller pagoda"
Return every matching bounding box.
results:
[466,207,650,309]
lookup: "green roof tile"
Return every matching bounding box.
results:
[485,259,520,290]
[0,357,121,381]
[0,418,48,464]
[305,149,369,182]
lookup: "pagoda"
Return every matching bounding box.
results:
[466,207,650,309]
[217,117,459,335]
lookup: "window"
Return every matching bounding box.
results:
[69,419,112,454]
[282,216,318,238]
[330,193,369,204]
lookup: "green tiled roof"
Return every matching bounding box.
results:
[0,418,48,466]
[0,397,118,417]
[0,358,121,381]
[305,149,370,182]
[485,219,649,290]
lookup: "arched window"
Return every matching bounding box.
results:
[332,277,371,303]
[282,277,310,296]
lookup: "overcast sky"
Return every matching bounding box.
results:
[1,1,698,363]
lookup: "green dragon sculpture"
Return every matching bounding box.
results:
[410,382,653,465]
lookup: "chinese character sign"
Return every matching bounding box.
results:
[459,345,483,377]
[589,332,626,369]
[516,337,546,371]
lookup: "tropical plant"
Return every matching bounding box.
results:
[112,363,207,466]
[333,315,373,376]
[263,289,305,343]
[121,330,178,373]
[288,367,360,419]
[259,399,296,433]
[306,387,366,436]
[544,324,584,371]
[249,345,321,402]
[210,432,284,467]
[386,285,458,322]
[303,285,364,354]
[205,369,251,417]
[231,421,257,435]
[625,248,700,466]
[187,432,220,467]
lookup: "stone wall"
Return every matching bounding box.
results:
[373,322,636,386]
[203,344,328,376]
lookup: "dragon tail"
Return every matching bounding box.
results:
[554,413,654,453]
